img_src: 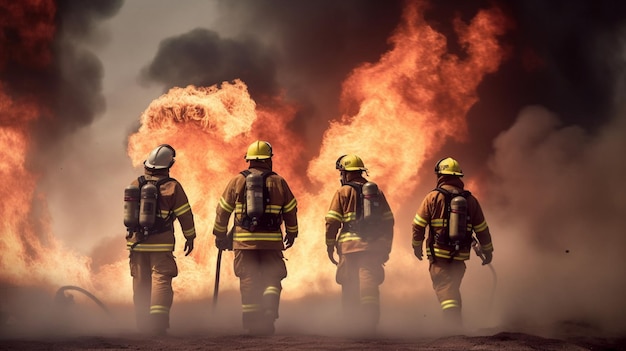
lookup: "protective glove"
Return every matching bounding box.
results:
[327,245,338,265]
[283,233,296,249]
[184,239,194,256]
[482,251,493,265]
[413,247,423,261]
[215,235,231,251]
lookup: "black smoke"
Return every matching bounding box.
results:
[140,0,404,157]
[139,29,279,99]
[434,0,626,172]
[0,0,123,171]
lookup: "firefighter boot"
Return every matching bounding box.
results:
[251,288,280,336]
[361,301,380,335]
[442,308,463,335]
[149,313,169,336]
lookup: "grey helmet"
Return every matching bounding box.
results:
[144,144,176,169]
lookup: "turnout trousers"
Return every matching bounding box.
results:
[234,249,287,335]
[129,251,179,334]
[336,251,385,332]
[429,259,466,329]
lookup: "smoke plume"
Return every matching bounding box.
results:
[2,0,626,339]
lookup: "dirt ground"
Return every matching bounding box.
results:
[1,291,625,351]
[1,330,626,350]
[0,296,626,351]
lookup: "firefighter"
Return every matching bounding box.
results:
[126,144,196,335]
[412,157,493,332]
[325,154,394,334]
[212,140,298,335]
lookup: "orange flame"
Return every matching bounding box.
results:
[123,1,511,301]
[0,0,96,294]
[1,1,511,305]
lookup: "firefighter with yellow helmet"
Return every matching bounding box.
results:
[411,157,493,332]
[325,154,394,333]
[124,144,196,335]
[212,140,298,335]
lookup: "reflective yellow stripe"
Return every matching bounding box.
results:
[430,219,446,227]
[428,247,470,260]
[481,242,493,251]
[326,238,336,246]
[283,198,297,213]
[412,239,423,247]
[242,304,261,313]
[158,209,170,218]
[219,197,234,213]
[338,232,361,243]
[441,299,460,310]
[382,211,394,220]
[173,202,191,217]
[361,296,378,305]
[474,221,488,232]
[285,224,298,233]
[265,205,282,214]
[343,212,356,222]
[234,232,283,241]
[413,214,427,227]
[214,222,227,233]
[183,227,196,237]
[264,286,280,296]
[127,243,174,252]
[150,305,170,315]
[326,210,342,222]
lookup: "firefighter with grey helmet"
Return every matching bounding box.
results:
[325,154,394,333]
[124,144,196,335]
[212,140,298,335]
[411,157,493,332]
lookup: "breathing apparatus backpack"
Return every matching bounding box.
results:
[343,181,386,238]
[238,170,281,232]
[432,187,472,253]
[123,176,174,239]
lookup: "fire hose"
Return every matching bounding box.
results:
[55,285,111,317]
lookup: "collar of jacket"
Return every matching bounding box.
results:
[436,175,464,190]
[248,161,272,172]
[345,172,366,183]
[145,168,170,177]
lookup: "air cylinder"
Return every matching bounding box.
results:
[246,172,264,227]
[139,182,158,229]
[123,185,140,229]
[362,182,380,220]
[449,195,467,243]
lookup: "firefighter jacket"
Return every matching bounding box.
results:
[126,168,196,252]
[325,175,394,256]
[412,176,493,261]
[212,163,298,250]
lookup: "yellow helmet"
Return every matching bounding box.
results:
[336,154,367,172]
[434,157,463,176]
[244,140,273,160]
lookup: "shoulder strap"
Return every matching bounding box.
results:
[156,177,176,188]
[138,176,175,188]
[434,186,452,197]
[345,181,364,219]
